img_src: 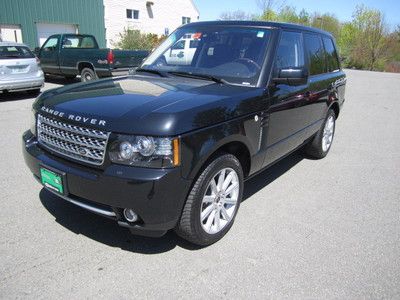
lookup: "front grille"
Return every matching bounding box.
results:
[37,114,110,166]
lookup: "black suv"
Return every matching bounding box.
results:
[23,21,346,245]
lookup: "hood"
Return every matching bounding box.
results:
[34,75,266,136]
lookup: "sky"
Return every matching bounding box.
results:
[193,0,400,28]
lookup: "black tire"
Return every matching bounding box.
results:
[80,67,97,82]
[304,109,336,159]
[28,89,41,97]
[175,153,244,246]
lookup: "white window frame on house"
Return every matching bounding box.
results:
[127,9,139,20]
[182,17,191,25]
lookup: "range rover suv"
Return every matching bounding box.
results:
[23,21,346,246]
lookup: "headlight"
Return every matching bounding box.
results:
[109,135,180,168]
[30,110,36,136]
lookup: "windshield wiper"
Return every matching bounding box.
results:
[167,71,228,84]
[134,68,168,77]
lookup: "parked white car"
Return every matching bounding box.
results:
[0,42,44,95]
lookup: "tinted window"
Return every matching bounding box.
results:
[143,27,271,86]
[304,34,326,75]
[0,46,35,59]
[323,37,340,72]
[275,31,304,70]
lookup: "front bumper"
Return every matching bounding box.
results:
[22,131,191,237]
[0,75,44,92]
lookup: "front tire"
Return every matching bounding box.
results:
[304,109,336,159]
[175,154,244,246]
[80,67,98,82]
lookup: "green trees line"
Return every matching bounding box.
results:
[221,4,400,72]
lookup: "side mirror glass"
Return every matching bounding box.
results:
[273,67,308,86]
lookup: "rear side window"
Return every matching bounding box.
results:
[0,46,35,59]
[275,31,305,70]
[62,36,97,49]
[304,34,326,75]
[322,37,340,72]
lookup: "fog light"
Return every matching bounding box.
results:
[123,208,138,222]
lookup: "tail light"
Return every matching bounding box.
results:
[107,50,114,65]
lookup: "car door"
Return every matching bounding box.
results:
[39,36,61,75]
[302,33,332,129]
[263,30,312,167]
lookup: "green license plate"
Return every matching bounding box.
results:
[40,167,64,194]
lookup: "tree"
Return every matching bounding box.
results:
[310,13,341,40]
[256,0,285,21]
[278,6,299,23]
[114,29,166,50]
[349,5,388,70]
[219,10,253,21]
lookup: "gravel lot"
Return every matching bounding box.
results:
[1,70,399,299]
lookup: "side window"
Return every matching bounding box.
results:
[275,31,305,70]
[62,36,96,49]
[42,37,58,50]
[172,40,185,50]
[322,37,340,72]
[304,34,326,75]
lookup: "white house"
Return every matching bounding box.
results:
[103,0,199,47]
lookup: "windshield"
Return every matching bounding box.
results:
[142,26,271,86]
[0,46,35,59]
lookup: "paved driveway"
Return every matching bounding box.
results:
[0,70,399,298]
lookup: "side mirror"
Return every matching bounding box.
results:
[33,47,40,55]
[273,67,308,86]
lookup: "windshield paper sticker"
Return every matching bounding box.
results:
[257,31,265,38]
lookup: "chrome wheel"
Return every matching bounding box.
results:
[200,168,239,234]
[322,115,335,152]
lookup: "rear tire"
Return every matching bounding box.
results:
[28,89,41,97]
[80,68,97,82]
[304,109,336,159]
[175,154,243,246]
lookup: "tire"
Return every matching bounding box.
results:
[175,153,244,246]
[304,109,336,159]
[28,89,41,97]
[80,67,97,82]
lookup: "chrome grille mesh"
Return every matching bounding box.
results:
[37,114,110,165]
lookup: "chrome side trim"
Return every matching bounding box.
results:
[45,188,116,217]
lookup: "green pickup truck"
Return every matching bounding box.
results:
[37,34,149,82]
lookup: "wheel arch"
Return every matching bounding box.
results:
[329,101,340,119]
[187,134,253,181]
[77,61,96,74]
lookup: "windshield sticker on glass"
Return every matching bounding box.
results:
[257,31,265,38]
[207,47,214,56]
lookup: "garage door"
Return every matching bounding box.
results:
[0,25,23,43]
[36,23,77,46]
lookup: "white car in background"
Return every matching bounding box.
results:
[163,34,199,65]
[0,42,44,95]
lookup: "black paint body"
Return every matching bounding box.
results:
[23,21,346,236]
